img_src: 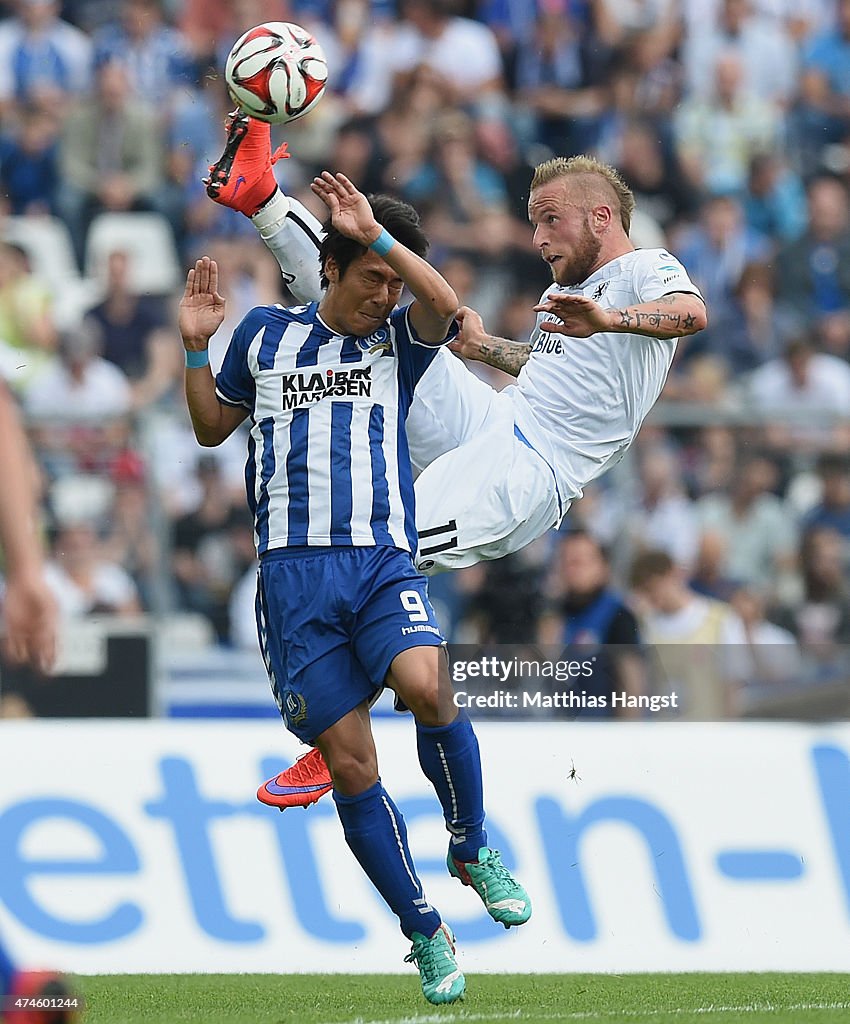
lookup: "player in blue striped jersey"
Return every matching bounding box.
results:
[180,171,530,1005]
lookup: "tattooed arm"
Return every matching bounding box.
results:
[449,305,531,376]
[534,291,707,340]
[609,293,708,339]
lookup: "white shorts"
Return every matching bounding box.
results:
[406,347,497,473]
[413,395,566,573]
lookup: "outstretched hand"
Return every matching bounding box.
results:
[311,171,381,247]
[179,256,226,348]
[533,293,611,338]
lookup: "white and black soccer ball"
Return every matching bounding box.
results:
[224,22,328,125]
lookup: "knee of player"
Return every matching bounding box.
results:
[326,748,378,794]
[403,678,456,727]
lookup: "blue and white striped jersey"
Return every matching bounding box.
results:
[215,301,453,555]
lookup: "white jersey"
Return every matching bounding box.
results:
[507,248,702,499]
[251,199,703,565]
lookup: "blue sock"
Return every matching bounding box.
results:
[0,934,16,994]
[334,781,441,939]
[416,713,488,863]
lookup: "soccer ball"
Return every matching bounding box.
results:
[224,22,328,125]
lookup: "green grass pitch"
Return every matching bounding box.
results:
[76,973,850,1024]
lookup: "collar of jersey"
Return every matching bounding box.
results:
[562,249,638,291]
[313,306,388,341]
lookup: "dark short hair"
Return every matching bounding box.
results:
[818,453,850,477]
[629,549,675,589]
[319,193,428,289]
[561,528,610,564]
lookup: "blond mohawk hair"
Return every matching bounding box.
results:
[531,155,635,234]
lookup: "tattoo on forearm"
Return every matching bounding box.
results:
[615,304,701,337]
[478,336,531,376]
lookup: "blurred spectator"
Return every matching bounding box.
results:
[404,110,514,263]
[539,530,645,717]
[477,0,558,85]
[775,525,850,654]
[58,60,164,263]
[172,456,250,640]
[24,321,131,422]
[0,242,56,389]
[45,519,141,615]
[391,0,506,113]
[626,443,701,570]
[682,0,831,44]
[92,0,194,107]
[747,335,850,452]
[713,262,795,373]
[0,106,61,215]
[682,0,799,106]
[178,0,290,66]
[474,117,542,244]
[742,153,808,243]
[729,584,802,684]
[322,0,404,117]
[675,194,771,318]
[613,119,697,231]
[457,543,549,643]
[674,50,782,195]
[101,450,157,606]
[698,452,798,590]
[799,0,850,158]
[86,250,166,379]
[228,517,263,650]
[685,425,739,497]
[689,530,739,601]
[595,0,679,51]
[630,548,752,718]
[0,0,92,110]
[514,4,610,155]
[802,453,850,539]
[775,176,850,353]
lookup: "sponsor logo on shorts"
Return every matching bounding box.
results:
[281,367,372,409]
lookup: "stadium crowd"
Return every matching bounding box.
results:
[2,0,850,716]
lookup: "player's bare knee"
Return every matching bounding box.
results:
[324,748,378,795]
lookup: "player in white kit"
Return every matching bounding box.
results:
[205,112,708,804]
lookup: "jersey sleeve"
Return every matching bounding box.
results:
[632,249,703,304]
[252,196,324,304]
[214,307,265,410]
[391,305,459,402]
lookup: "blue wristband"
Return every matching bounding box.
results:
[369,228,395,257]
[185,348,210,369]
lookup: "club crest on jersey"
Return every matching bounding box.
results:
[591,281,608,301]
[357,326,392,355]
[280,366,372,409]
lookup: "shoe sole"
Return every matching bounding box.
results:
[257,781,333,810]
[206,113,250,195]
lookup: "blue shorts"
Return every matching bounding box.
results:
[255,546,445,743]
